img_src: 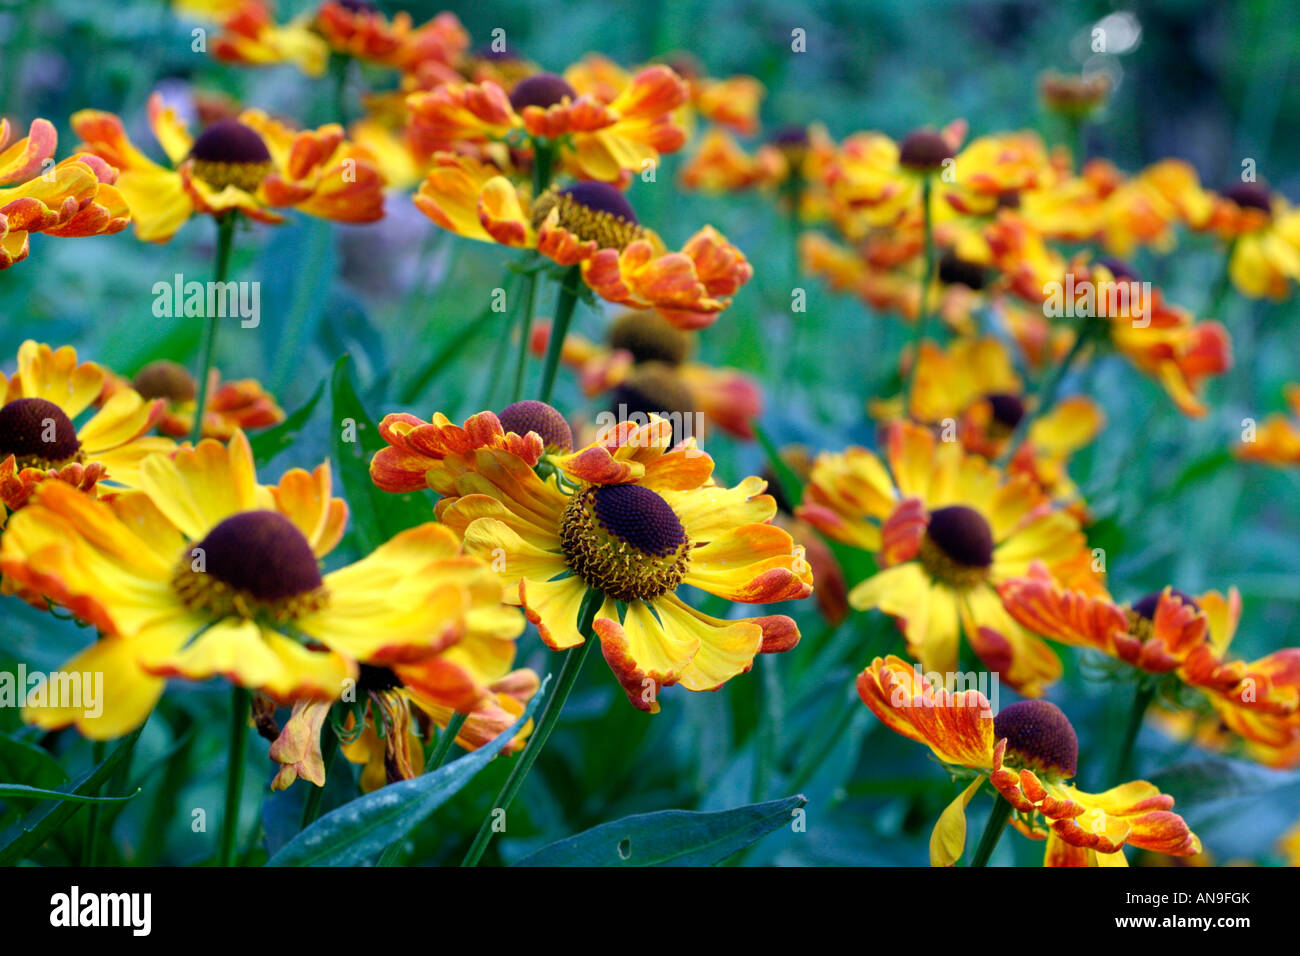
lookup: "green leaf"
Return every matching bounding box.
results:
[329,353,435,553]
[0,726,142,865]
[1148,756,1300,807]
[0,733,67,792]
[513,794,807,866]
[0,784,139,804]
[266,675,549,867]
[249,379,326,466]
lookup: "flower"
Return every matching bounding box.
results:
[315,2,468,74]
[1,341,171,521]
[1000,569,1300,767]
[797,421,1103,696]
[415,163,751,329]
[0,118,131,269]
[529,309,763,440]
[1199,182,1300,300]
[0,431,523,739]
[380,408,812,712]
[72,91,385,242]
[209,0,329,77]
[115,361,284,440]
[405,64,689,183]
[1236,384,1300,465]
[859,658,1202,866]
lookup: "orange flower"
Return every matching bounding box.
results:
[0,118,131,269]
[209,0,328,76]
[859,658,1201,866]
[117,361,284,440]
[1236,384,1300,466]
[72,91,385,241]
[314,2,468,72]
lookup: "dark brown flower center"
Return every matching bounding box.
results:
[608,311,691,366]
[1222,183,1272,215]
[497,400,573,452]
[1098,257,1139,283]
[984,393,1026,430]
[133,360,198,404]
[937,250,989,291]
[509,73,577,111]
[532,182,643,251]
[173,511,327,621]
[189,119,273,193]
[926,505,994,568]
[0,398,82,466]
[358,663,403,692]
[993,699,1078,778]
[610,364,696,446]
[898,130,953,171]
[1130,589,1200,621]
[560,483,690,602]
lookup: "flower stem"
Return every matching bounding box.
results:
[511,257,541,403]
[971,793,1014,867]
[190,212,237,445]
[1111,681,1157,785]
[538,265,582,405]
[218,686,251,867]
[427,713,468,771]
[461,588,603,867]
[83,740,107,866]
[903,176,936,405]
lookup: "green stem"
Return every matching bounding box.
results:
[83,740,107,866]
[331,53,352,126]
[903,176,936,405]
[218,686,251,867]
[461,589,603,867]
[752,655,784,802]
[190,212,237,444]
[427,713,468,771]
[531,139,554,201]
[538,266,582,405]
[511,260,541,403]
[1111,681,1156,785]
[970,794,1014,867]
[299,725,339,830]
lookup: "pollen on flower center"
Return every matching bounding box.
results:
[189,118,274,193]
[559,483,691,602]
[509,73,577,111]
[993,699,1078,779]
[172,510,328,622]
[133,360,199,403]
[497,399,573,452]
[0,398,82,467]
[919,505,994,586]
[531,181,644,251]
[608,311,691,366]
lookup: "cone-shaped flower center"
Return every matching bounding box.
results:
[133,360,198,403]
[983,392,1026,430]
[1223,183,1271,215]
[937,250,989,291]
[610,364,696,447]
[920,505,994,586]
[173,511,327,621]
[898,130,953,172]
[560,483,690,602]
[993,699,1078,779]
[1127,588,1200,642]
[336,0,379,14]
[358,663,402,692]
[509,73,577,111]
[608,311,691,366]
[189,119,274,193]
[1098,257,1139,283]
[497,400,573,452]
[532,181,643,251]
[0,398,82,466]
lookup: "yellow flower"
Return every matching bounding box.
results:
[116,361,284,441]
[797,421,1103,696]
[0,118,131,269]
[859,657,1202,866]
[1199,183,1300,299]
[210,0,329,77]
[72,91,386,242]
[0,341,172,521]
[0,431,523,739]
[415,162,751,329]
[377,408,812,712]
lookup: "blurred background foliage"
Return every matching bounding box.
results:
[1,0,1298,866]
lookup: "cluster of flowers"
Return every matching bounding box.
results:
[4,1,1299,867]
